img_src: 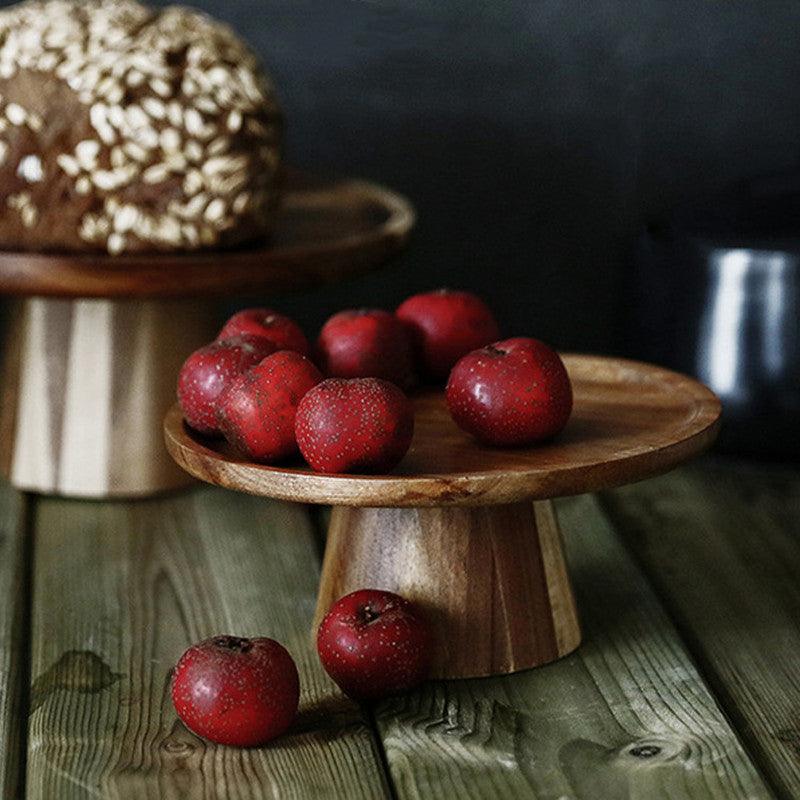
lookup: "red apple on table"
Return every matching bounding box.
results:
[316,309,415,388]
[217,308,310,356]
[317,589,432,700]
[295,378,414,473]
[178,336,276,435]
[446,337,572,446]
[219,350,322,462]
[171,635,299,747]
[396,289,500,380]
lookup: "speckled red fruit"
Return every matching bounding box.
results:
[317,589,432,700]
[396,289,500,380]
[295,378,414,473]
[218,350,322,462]
[316,309,415,388]
[446,337,573,446]
[171,635,299,747]
[177,336,276,435]
[217,308,310,356]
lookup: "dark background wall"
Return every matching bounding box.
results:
[9,0,800,353]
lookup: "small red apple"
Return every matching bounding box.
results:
[446,337,573,446]
[178,336,276,435]
[295,378,414,473]
[171,635,299,747]
[396,289,500,380]
[217,308,310,356]
[316,309,415,388]
[317,589,432,700]
[219,350,322,462]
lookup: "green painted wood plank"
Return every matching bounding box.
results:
[373,494,772,800]
[26,486,391,800]
[0,481,28,800]
[601,461,800,800]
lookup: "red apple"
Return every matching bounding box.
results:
[317,589,432,700]
[446,337,572,446]
[396,289,500,380]
[219,350,322,462]
[177,336,276,435]
[171,635,299,747]
[316,309,415,388]
[295,378,414,473]
[217,308,310,356]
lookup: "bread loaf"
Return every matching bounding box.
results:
[0,0,283,254]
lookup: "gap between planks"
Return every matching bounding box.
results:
[0,484,34,800]
[308,506,403,800]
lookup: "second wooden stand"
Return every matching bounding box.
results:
[314,500,580,679]
[0,175,415,497]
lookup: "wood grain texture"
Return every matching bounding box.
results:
[371,494,773,800]
[0,297,215,498]
[601,461,800,800]
[0,176,415,299]
[164,355,721,507]
[315,501,581,679]
[0,481,28,800]
[26,486,391,799]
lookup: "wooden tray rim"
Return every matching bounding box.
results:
[0,176,415,299]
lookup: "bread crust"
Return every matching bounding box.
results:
[0,0,283,254]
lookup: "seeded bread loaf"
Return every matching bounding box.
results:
[0,0,282,255]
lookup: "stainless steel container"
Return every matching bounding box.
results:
[633,173,800,459]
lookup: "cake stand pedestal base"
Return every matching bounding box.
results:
[314,500,581,679]
[0,296,215,497]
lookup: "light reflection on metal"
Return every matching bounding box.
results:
[698,250,748,401]
[763,254,787,378]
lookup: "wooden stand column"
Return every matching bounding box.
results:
[314,500,581,679]
[0,297,216,498]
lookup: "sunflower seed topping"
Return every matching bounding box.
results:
[17,153,44,182]
[107,232,126,254]
[5,103,26,125]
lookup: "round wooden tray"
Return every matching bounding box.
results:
[164,355,721,507]
[0,171,415,299]
[164,356,720,680]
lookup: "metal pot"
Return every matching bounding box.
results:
[632,172,800,459]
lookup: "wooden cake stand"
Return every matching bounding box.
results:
[164,355,720,680]
[0,173,414,498]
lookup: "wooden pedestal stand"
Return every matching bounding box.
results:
[0,175,414,497]
[165,356,720,679]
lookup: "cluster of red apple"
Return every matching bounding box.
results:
[177,288,573,471]
[171,588,430,747]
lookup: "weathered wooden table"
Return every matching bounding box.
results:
[0,457,797,799]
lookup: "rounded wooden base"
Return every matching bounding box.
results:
[0,297,215,497]
[314,500,581,679]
